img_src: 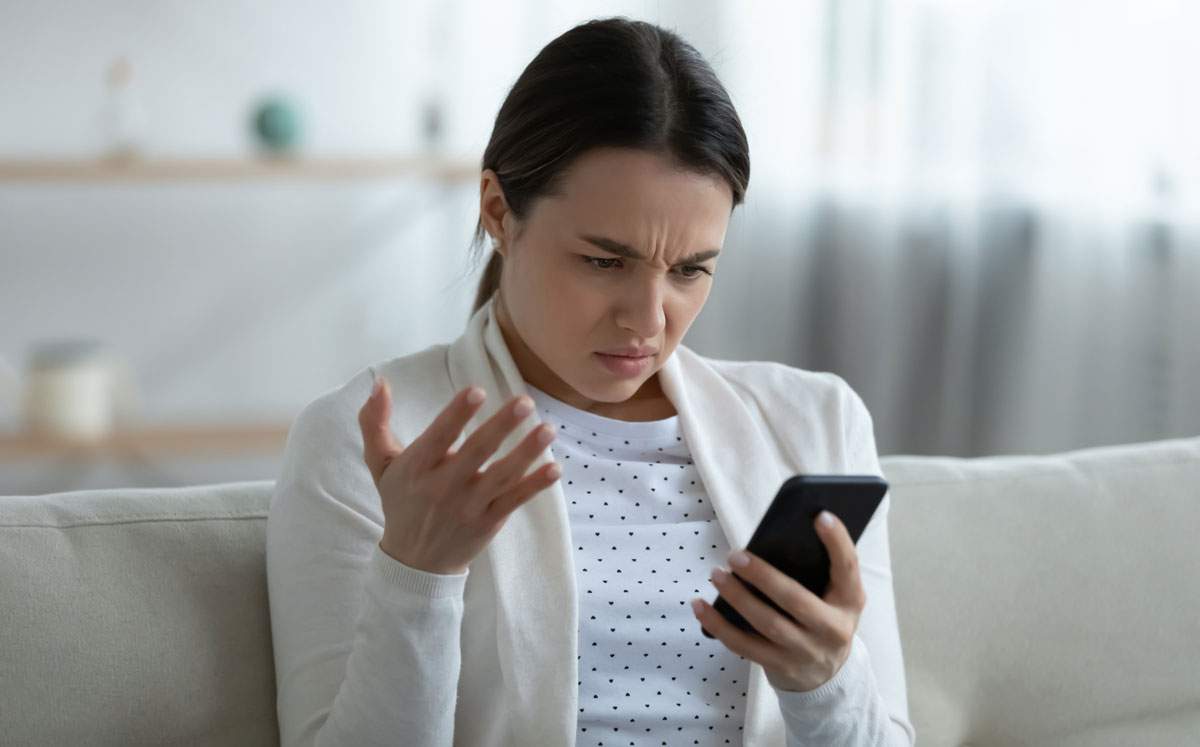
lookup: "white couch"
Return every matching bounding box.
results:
[2,435,1198,746]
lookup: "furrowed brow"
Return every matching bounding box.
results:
[579,234,720,265]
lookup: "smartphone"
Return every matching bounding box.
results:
[701,474,888,640]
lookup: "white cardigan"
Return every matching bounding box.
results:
[267,294,914,746]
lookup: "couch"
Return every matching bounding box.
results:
[2,434,1198,746]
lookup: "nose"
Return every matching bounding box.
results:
[614,275,666,340]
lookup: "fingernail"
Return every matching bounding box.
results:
[371,376,382,399]
[818,510,835,528]
[728,550,749,568]
[467,387,485,404]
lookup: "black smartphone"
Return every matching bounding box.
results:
[701,474,888,640]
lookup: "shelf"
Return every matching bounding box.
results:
[0,155,480,183]
[0,423,292,460]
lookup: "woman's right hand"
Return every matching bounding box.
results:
[357,373,561,576]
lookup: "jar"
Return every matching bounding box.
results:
[22,339,136,440]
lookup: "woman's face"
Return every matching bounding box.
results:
[479,146,733,413]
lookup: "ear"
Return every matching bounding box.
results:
[480,169,511,258]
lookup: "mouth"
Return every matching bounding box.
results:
[597,350,662,362]
[594,351,655,375]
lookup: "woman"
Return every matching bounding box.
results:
[267,16,915,747]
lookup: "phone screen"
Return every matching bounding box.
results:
[701,474,888,640]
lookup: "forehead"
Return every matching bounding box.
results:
[544,148,732,246]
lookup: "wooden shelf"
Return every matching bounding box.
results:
[0,423,291,460]
[0,155,480,183]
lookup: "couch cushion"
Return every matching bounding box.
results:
[881,435,1200,746]
[0,479,278,746]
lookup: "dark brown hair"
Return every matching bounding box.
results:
[468,16,751,317]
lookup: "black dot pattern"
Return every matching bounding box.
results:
[525,384,749,745]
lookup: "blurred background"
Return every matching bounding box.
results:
[2,0,1198,494]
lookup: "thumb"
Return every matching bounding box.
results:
[358,373,404,486]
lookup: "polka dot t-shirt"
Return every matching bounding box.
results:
[525,383,751,746]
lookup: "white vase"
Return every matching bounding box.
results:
[98,56,148,160]
[22,341,136,440]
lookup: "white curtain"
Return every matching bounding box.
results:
[684,0,1200,456]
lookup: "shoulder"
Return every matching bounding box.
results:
[689,349,861,419]
[681,347,874,471]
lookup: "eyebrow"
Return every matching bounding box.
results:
[578,234,721,265]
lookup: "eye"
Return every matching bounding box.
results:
[581,256,713,280]
[584,256,621,270]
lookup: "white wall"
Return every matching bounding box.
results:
[0,0,730,492]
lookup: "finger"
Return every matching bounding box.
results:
[474,421,557,505]
[709,566,820,653]
[358,373,404,486]
[690,594,781,667]
[407,385,488,471]
[723,550,838,641]
[816,511,867,611]
[484,460,563,522]
[447,394,537,482]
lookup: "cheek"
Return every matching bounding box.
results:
[666,297,704,336]
[548,268,605,308]
[541,279,600,335]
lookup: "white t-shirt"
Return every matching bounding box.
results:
[525,382,753,744]
[525,383,897,746]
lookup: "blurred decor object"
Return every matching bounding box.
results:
[420,95,444,155]
[22,340,139,441]
[0,357,19,432]
[98,56,147,161]
[250,95,303,155]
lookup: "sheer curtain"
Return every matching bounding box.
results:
[684,0,1200,456]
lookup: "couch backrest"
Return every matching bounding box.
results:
[883,435,1200,746]
[3,436,1198,746]
[0,479,277,746]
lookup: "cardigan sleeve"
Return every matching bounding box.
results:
[774,378,917,746]
[266,372,468,747]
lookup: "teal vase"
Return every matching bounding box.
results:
[251,96,302,154]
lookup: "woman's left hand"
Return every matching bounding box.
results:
[690,510,866,693]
